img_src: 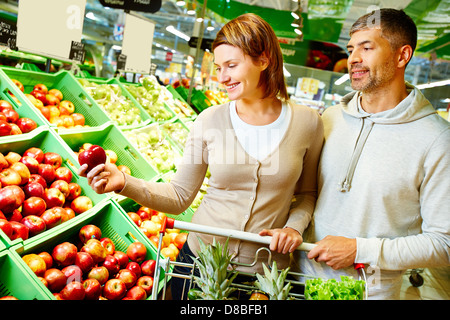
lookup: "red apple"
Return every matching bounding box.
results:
[87,266,109,285]
[141,259,156,277]
[22,196,47,217]
[59,100,75,114]
[16,117,37,133]
[0,120,12,136]
[29,174,47,189]
[42,187,65,208]
[60,281,85,300]
[0,168,22,186]
[0,152,8,170]
[50,179,69,198]
[38,163,56,184]
[102,254,120,275]
[10,162,31,185]
[9,123,21,135]
[70,196,93,214]
[82,278,102,300]
[100,237,115,255]
[41,207,63,229]
[44,268,67,293]
[45,94,60,106]
[137,276,153,296]
[48,88,63,101]
[61,265,83,283]
[11,79,24,92]
[126,242,147,263]
[20,156,40,174]
[23,147,44,163]
[8,209,22,223]
[103,279,126,300]
[113,250,129,269]
[38,251,53,269]
[127,212,142,226]
[81,239,106,264]
[66,182,81,201]
[52,241,77,267]
[0,100,13,111]
[125,285,147,300]
[40,106,50,120]
[33,83,48,94]
[79,224,102,243]
[54,166,72,183]
[115,268,137,289]
[43,152,62,169]
[31,89,46,104]
[75,251,94,274]
[126,261,141,278]
[22,253,47,277]
[0,185,19,214]
[64,206,75,220]
[3,108,19,123]
[0,219,13,238]
[23,181,45,199]
[78,145,107,173]
[21,215,46,237]
[9,221,28,240]
[71,113,85,126]
[53,206,70,223]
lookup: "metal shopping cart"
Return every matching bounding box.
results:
[150,217,368,300]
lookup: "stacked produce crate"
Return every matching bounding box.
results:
[0,67,202,300]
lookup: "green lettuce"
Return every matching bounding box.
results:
[305,276,365,300]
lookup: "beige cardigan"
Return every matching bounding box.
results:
[119,102,324,273]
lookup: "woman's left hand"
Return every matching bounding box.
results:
[259,227,303,254]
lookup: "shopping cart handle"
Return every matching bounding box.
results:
[164,218,316,251]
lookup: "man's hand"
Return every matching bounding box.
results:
[307,235,357,270]
[259,227,303,254]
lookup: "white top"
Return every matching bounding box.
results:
[229,100,291,161]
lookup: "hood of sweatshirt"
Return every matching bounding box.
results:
[341,82,436,124]
[337,83,436,192]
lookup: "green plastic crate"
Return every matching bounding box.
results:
[0,67,111,129]
[79,77,152,130]
[0,249,53,300]
[0,126,108,247]
[0,68,49,135]
[58,122,159,182]
[159,117,190,154]
[11,200,166,300]
[191,89,213,112]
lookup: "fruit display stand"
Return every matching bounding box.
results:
[164,84,197,122]
[159,117,190,154]
[0,67,112,130]
[0,68,49,133]
[0,249,54,300]
[78,77,152,130]
[10,200,166,300]
[175,86,213,112]
[0,126,109,248]
[57,122,159,182]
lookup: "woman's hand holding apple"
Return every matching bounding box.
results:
[78,162,125,194]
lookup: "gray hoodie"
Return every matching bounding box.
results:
[301,83,450,299]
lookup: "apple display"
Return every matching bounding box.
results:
[78,145,107,173]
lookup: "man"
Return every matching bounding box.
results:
[301,8,449,299]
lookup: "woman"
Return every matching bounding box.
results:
[78,13,323,299]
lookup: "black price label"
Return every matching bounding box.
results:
[117,53,127,70]
[69,40,85,63]
[99,0,161,13]
[0,18,18,50]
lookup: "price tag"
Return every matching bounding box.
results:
[0,18,18,50]
[69,40,85,63]
[117,53,127,71]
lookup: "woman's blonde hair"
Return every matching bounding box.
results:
[212,13,288,101]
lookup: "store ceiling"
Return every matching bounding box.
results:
[0,0,448,61]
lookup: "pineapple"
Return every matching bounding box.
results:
[188,237,238,300]
[253,261,293,300]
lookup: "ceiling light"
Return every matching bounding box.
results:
[416,79,450,89]
[176,1,186,6]
[334,74,349,85]
[166,25,191,41]
[291,11,300,19]
[206,21,214,31]
[294,28,303,36]
[186,2,195,15]
[291,18,302,28]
